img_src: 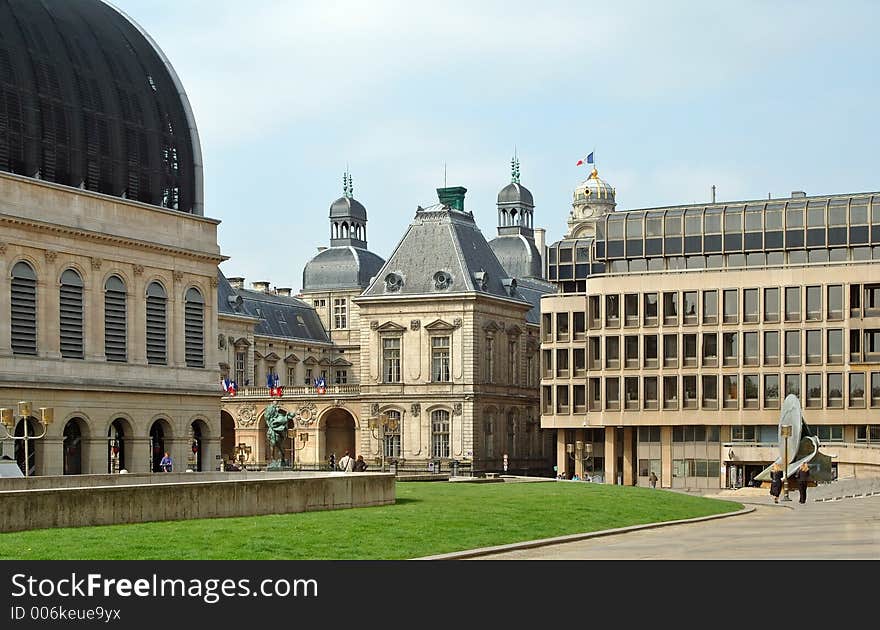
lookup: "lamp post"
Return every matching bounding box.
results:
[780,424,792,502]
[368,412,399,472]
[287,428,308,470]
[0,402,54,477]
[583,442,594,480]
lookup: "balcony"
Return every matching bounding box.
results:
[226,384,360,399]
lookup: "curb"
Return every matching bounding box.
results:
[414,505,755,560]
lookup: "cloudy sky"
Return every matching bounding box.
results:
[112,0,880,293]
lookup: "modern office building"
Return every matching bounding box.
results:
[541,166,880,488]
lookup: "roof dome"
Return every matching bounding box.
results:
[497,182,534,207]
[489,234,542,279]
[0,0,203,214]
[330,196,367,221]
[302,246,385,291]
[573,167,615,205]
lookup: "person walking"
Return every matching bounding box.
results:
[328,452,336,471]
[649,471,658,488]
[796,462,811,504]
[338,450,354,472]
[769,463,783,503]
[159,452,173,473]
[353,455,368,472]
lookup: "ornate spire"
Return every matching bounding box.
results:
[511,156,520,184]
[343,169,353,198]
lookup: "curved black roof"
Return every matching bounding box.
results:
[497,182,534,207]
[0,0,203,214]
[330,196,367,220]
[302,246,385,291]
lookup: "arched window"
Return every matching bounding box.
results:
[104,275,127,362]
[146,282,167,365]
[185,287,204,367]
[383,410,401,458]
[431,409,450,458]
[11,261,37,355]
[59,269,84,359]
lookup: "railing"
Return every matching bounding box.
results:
[226,384,361,398]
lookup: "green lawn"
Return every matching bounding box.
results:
[0,481,741,560]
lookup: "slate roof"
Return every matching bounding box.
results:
[489,233,543,280]
[514,276,557,325]
[361,200,545,311]
[302,246,385,291]
[217,271,329,343]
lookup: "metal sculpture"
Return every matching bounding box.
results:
[755,394,833,484]
[263,402,295,470]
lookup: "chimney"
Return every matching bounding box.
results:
[228,277,245,290]
[437,186,467,212]
[534,227,546,276]
[252,281,271,293]
[275,287,292,297]
[791,190,806,198]
[711,184,716,203]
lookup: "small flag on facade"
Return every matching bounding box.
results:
[576,152,594,167]
[315,376,326,395]
[222,378,237,396]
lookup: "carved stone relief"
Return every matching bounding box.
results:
[237,404,258,427]
[410,319,421,330]
[410,403,421,417]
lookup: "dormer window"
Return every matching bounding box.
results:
[385,272,403,292]
[433,271,452,290]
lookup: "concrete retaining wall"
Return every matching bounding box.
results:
[0,472,395,533]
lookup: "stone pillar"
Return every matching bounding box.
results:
[86,437,109,475]
[85,273,104,361]
[201,437,221,472]
[623,427,634,486]
[556,430,567,476]
[40,252,61,359]
[0,245,11,357]
[131,265,147,364]
[661,425,673,488]
[574,429,585,479]
[129,436,151,473]
[170,271,184,368]
[38,435,63,476]
[604,428,616,484]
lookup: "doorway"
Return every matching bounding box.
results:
[323,408,356,466]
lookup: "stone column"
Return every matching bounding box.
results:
[85,259,104,361]
[131,265,147,364]
[623,427,634,486]
[39,436,64,476]
[0,243,11,357]
[574,429,585,479]
[40,251,61,359]
[201,437,221,472]
[604,428,616,485]
[170,271,184,368]
[86,437,110,475]
[129,436,152,473]
[556,430,567,476]
[661,425,673,488]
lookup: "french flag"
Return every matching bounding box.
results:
[576,152,594,167]
[222,378,237,396]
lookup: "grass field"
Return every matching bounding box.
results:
[0,481,742,560]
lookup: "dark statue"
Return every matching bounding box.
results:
[264,402,295,470]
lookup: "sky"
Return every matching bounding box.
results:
[112,0,880,293]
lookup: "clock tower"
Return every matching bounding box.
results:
[566,166,616,239]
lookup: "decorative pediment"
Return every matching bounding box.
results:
[376,321,407,333]
[253,350,264,360]
[284,353,300,364]
[264,352,281,363]
[233,337,251,348]
[506,324,523,336]
[218,361,230,371]
[424,319,455,332]
[303,355,319,365]
[331,357,353,367]
[318,357,331,366]
[483,320,500,333]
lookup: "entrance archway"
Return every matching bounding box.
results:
[190,419,210,472]
[14,417,40,476]
[220,410,235,463]
[63,417,88,475]
[108,417,132,473]
[323,408,356,465]
[149,419,173,472]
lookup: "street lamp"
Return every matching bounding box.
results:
[780,424,792,502]
[368,412,399,472]
[566,441,592,480]
[235,442,252,470]
[0,401,54,477]
[287,428,308,470]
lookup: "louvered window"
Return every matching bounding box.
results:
[10,261,37,355]
[59,269,84,359]
[104,275,127,362]
[146,282,167,365]
[184,287,204,368]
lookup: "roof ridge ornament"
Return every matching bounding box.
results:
[343,168,353,198]
[511,155,520,184]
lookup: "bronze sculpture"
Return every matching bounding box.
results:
[264,402,294,470]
